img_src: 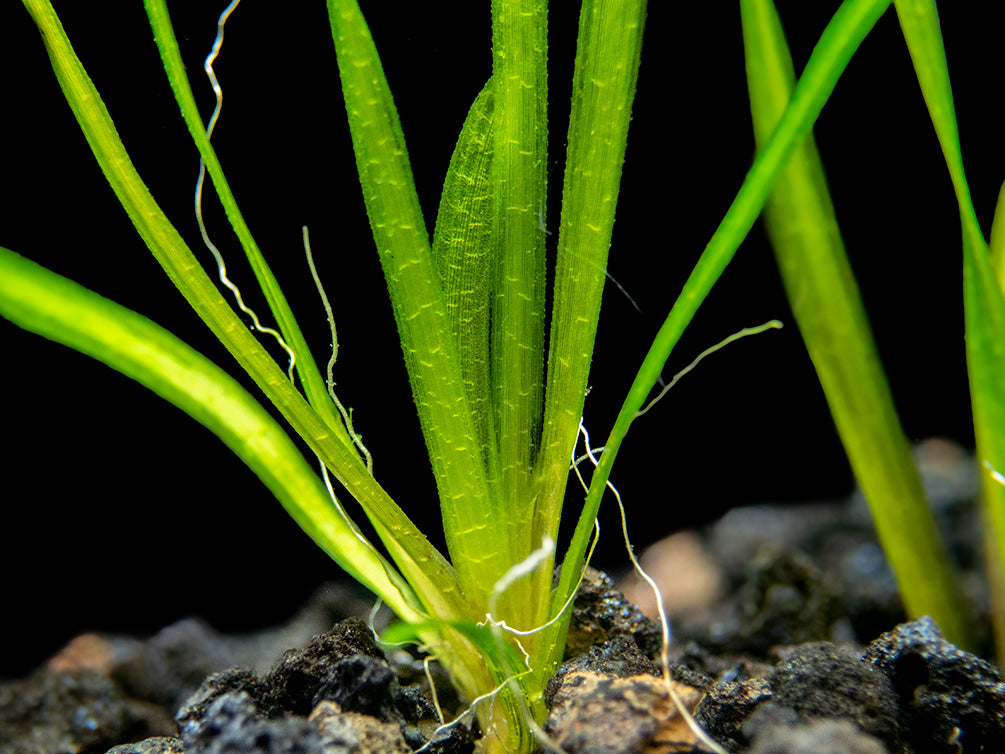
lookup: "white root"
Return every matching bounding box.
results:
[195,0,297,381]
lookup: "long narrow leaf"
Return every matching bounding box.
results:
[531,0,649,668]
[742,0,973,649]
[326,0,505,603]
[895,0,1005,656]
[0,245,422,623]
[21,0,464,622]
[537,0,648,555]
[431,82,498,482]
[490,0,548,519]
[962,236,1005,660]
[554,0,893,615]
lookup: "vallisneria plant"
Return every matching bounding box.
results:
[2,1,1003,752]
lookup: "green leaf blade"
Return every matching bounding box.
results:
[537,0,648,543]
[326,0,507,605]
[895,0,1005,655]
[0,245,424,623]
[742,0,974,649]
[431,81,498,479]
[490,0,549,530]
[554,0,894,623]
[517,0,649,681]
[21,0,465,624]
[963,236,1005,660]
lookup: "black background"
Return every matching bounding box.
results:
[2,1,1002,678]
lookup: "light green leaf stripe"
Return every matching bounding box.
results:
[491,0,548,514]
[894,0,1005,655]
[326,0,505,603]
[742,0,973,649]
[21,0,464,622]
[0,246,422,623]
[141,0,348,444]
[555,0,893,616]
[431,82,498,480]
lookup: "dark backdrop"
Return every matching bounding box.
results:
[2,1,1002,678]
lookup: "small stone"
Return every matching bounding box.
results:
[865,616,1005,753]
[712,549,839,655]
[767,642,899,751]
[693,676,772,751]
[178,690,325,753]
[620,531,725,617]
[47,633,120,674]
[0,668,172,753]
[546,670,707,753]
[266,618,386,716]
[105,736,186,754]
[112,618,233,711]
[309,700,411,753]
[565,568,663,660]
[313,654,400,722]
[745,717,888,754]
[175,667,266,741]
[546,633,661,707]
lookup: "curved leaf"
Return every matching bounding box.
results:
[21,0,464,622]
[0,245,422,622]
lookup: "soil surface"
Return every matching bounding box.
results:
[2,438,1003,753]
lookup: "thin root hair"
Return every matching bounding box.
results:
[604,265,643,316]
[575,419,729,754]
[423,656,447,725]
[413,669,533,754]
[303,226,374,473]
[195,0,296,381]
[636,319,783,418]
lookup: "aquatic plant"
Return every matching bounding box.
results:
[2,1,1002,750]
